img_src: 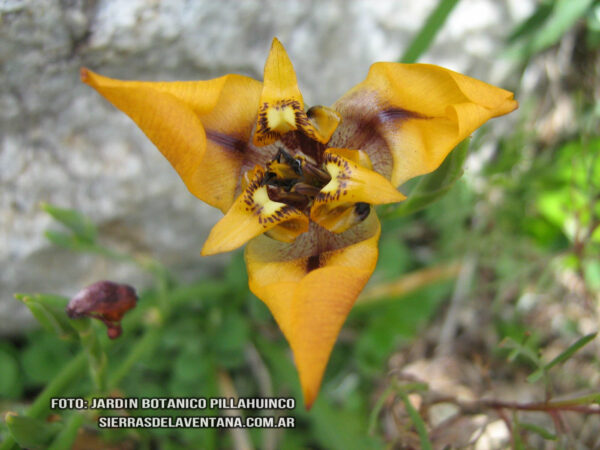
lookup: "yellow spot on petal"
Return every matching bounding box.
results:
[253,185,283,218]
[201,168,308,255]
[267,105,297,133]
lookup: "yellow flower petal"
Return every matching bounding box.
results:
[201,167,308,255]
[245,214,381,408]
[327,147,373,170]
[81,68,262,212]
[253,39,337,146]
[310,150,405,232]
[332,63,517,186]
[306,105,342,143]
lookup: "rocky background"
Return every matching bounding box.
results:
[0,0,532,335]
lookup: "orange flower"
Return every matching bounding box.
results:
[82,38,517,408]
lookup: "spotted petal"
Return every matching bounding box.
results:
[331,63,518,186]
[202,167,308,255]
[253,39,336,146]
[82,68,262,212]
[245,213,380,408]
[310,149,405,233]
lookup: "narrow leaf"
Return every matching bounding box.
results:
[44,230,96,253]
[384,139,468,219]
[401,0,461,63]
[15,294,76,340]
[41,203,97,242]
[5,414,62,449]
[530,0,594,53]
[397,388,433,450]
[528,332,597,383]
[47,413,84,450]
[519,422,557,441]
[499,337,542,367]
[507,0,554,44]
[368,386,395,435]
[506,0,594,59]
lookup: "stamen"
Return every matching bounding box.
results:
[299,159,331,185]
[266,185,310,210]
[291,183,321,197]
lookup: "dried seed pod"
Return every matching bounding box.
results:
[66,281,138,339]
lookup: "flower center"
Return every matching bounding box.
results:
[263,147,331,212]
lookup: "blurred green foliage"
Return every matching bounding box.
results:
[2,0,600,448]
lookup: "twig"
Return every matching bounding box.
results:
[217,370,254,450]
[245,344,279,450]
[436,256,476,357]
[357,263,461,305]
[429,393,600,415]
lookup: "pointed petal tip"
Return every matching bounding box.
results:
[200,244,214,257]
[303,388,317,411]
[271,37,284,49]
[200,233,233,256]
[80,67,91,83]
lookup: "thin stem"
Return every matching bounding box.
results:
[0,353,87,450]
[27,353,88,418]
[47,412,85,450]
[108,327,162,390]
[217,370,254,450]
[432,392,600,415]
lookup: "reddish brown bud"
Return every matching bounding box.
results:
[66,281,138,339]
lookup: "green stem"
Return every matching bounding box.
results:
[400,0,461,63]
[1,353,87,450]
[27,353,87,418]
[393,382,433,450]
[108,327,162,390]
[47,412,84,450]
[368,385,396,435]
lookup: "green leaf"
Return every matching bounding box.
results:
[527,332,597,383]
[15,294,76,340]
[5,414,62,449]
[499,336,542,367]
[73,321,107,391]
[311,401,382,450]
[0,347,22,399]
[518,421,557,441]
[21,332,75,386]
[368,385,395,435]
[530,0,594,52]
[211,312,249,369]
[507,0,595,59]
[43,230,98,253]
[400,0,461,63]
[41,203,97,243]
[507,0,554,44]
[383,139,468,219]
[584,260,600,290]
[397,387,433,450]
[47,413,84,450]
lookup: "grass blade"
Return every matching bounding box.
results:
[528,332,597,382]
[397,388,433,450]
[400,0,461,63]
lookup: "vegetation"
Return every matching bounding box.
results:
[1,0,599,448]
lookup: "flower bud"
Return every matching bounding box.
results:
[66,281,138,339]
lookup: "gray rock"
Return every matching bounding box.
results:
[0,0,532,335]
